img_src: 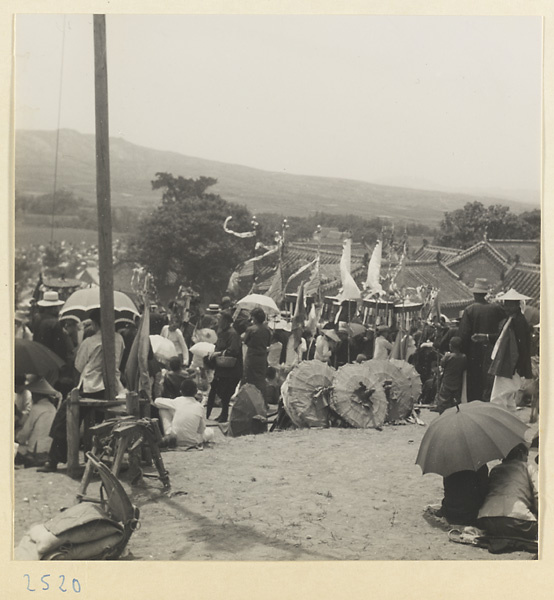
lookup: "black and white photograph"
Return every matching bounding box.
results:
[11,11,544,569]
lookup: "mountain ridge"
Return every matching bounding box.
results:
[14,129,537,224]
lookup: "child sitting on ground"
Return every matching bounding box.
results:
[154,379,214,449]
[435,336,467,414]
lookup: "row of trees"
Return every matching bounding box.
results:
[435,201,540,249]
[16,190,142,233]
[16,175,541,303]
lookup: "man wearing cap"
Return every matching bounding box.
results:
[458,278,506,402]
[33,291,74,364]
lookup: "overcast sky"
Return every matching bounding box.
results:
[15,14,542,202]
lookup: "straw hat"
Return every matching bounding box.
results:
[26,377,57,396]
[471,278,490,294]
[37,290,64,307]
[206,304,220,314]
[496,288,532,302]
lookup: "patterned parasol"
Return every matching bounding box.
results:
[281,360,335,428]
[363,359,422,421]
[330,363,388,429]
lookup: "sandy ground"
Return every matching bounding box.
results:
[13,408,538,561]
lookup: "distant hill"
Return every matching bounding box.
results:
[14,129,537,224]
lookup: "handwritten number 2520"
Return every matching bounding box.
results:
[24,574,81,592]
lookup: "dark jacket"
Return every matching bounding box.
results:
[214,325,242,379]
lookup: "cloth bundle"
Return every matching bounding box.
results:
[15,502,125,560]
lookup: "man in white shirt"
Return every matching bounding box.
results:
[155,379,214,449]
[373,326,393,360]
[314,328,339,364]
[74,309,125,398]
[160,316,189,366]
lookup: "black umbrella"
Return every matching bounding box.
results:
[15,339,65,381]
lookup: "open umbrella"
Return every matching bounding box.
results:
[15,339,65,380]
[282,360,335,428]
[189,342,215,358]
[60,288,139,321]
[416,401,529,477]
[330,363,388,429]
[236,294,280,317]
[228,384,267,437]
[149,335,177,365]
[364,359,421,421]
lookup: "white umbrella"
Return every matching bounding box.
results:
[236,293,280,317]
[189,342,216,358]
[149,335,178,365]
[60,288,139,320]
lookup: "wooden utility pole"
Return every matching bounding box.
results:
[93,15,117,400]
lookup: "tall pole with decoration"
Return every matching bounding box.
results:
[93,15,117,400]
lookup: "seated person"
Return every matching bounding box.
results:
[15,374,32,433]
[154,379,214,449]
[264,366,281,408]
[435,336,467,414]
[477,443,538,543]
[438,465,489,525]
[15,378,57,467]
[162,356,189,399]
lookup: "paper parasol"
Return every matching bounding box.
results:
[330,363,388,429]
[282,360,335,428]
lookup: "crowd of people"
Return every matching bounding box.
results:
[14,275,540,553]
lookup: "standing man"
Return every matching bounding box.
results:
[206,310,243,422]
[74,308,125,399]
[488,289,533,409]
[39,308,125,473]
[33,291,74,364]
[242,307,272,398]
[458,278,505,402]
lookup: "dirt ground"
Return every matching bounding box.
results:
[13,408,538,561]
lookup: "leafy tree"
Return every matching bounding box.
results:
[520,209,541,238]
[129,174,254,300]
[435,201,537,249]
